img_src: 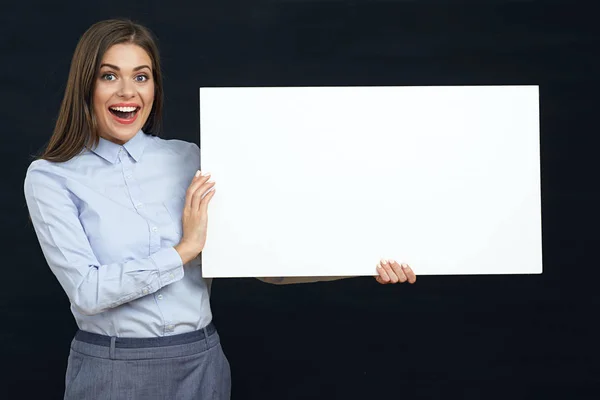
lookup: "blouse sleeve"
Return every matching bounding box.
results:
[255,276,353,285]
[24,163,185,316]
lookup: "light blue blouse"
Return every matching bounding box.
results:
[24,130,213,337]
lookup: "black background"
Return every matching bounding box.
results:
[2,0,599,399]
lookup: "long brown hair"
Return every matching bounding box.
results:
[39,18,164,163]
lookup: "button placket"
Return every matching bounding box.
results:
[120,151,140,211]
[119,148,161,253]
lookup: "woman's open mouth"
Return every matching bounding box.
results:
[109,106,140,125]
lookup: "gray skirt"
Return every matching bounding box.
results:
[64,322,231,400]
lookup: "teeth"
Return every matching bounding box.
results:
[110,106,138,112]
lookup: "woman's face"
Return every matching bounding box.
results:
[93,43,154,145]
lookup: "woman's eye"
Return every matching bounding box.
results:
[135,75,148,82]
[101,73,116,81]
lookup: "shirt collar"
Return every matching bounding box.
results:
[91,130,149,164]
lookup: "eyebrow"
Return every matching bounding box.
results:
[100,63,151,72]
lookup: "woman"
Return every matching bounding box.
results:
[24,18,417,400]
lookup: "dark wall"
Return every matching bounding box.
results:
[2,1,598,399]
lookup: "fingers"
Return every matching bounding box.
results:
[199,187,216,215]
[376,263,390,283]
[375,259,416,284]
[380,260,400,283]
[186,171,209,209]
[402,263,417,284]
[191,180,215,211]
[388,260,407,283]
[188,171,216,211]
[376,259,399,283]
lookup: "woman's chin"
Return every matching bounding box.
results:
[100,126,140,145]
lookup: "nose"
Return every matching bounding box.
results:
[117,79,135,99]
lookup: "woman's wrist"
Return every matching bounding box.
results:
[174,241,200,265]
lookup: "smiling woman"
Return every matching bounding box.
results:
[23,19,230,400]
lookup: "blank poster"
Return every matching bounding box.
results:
[198,86,542,278]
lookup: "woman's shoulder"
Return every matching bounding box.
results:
[23,158,67,200]
[148,136,200,175]
[150,135,199,157]
[25,153,84,181]
[25,155,77,188]
[25,158,58,181]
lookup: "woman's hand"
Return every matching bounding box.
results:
[174,171,216,264]
[375,259,417,284]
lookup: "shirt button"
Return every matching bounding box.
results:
[151,226,158,232]
[169,273,174,279]
[157,294,163,300]
[142,288,148,294]
[136,203,143,209]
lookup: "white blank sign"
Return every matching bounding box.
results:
[199,86,542,278]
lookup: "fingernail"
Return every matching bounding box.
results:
[195,170,201,177]
[381,259,387,265]
[377,266,382,270]
[202,171,211,176]
[201,187,215,199]
[402,263,408,269]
